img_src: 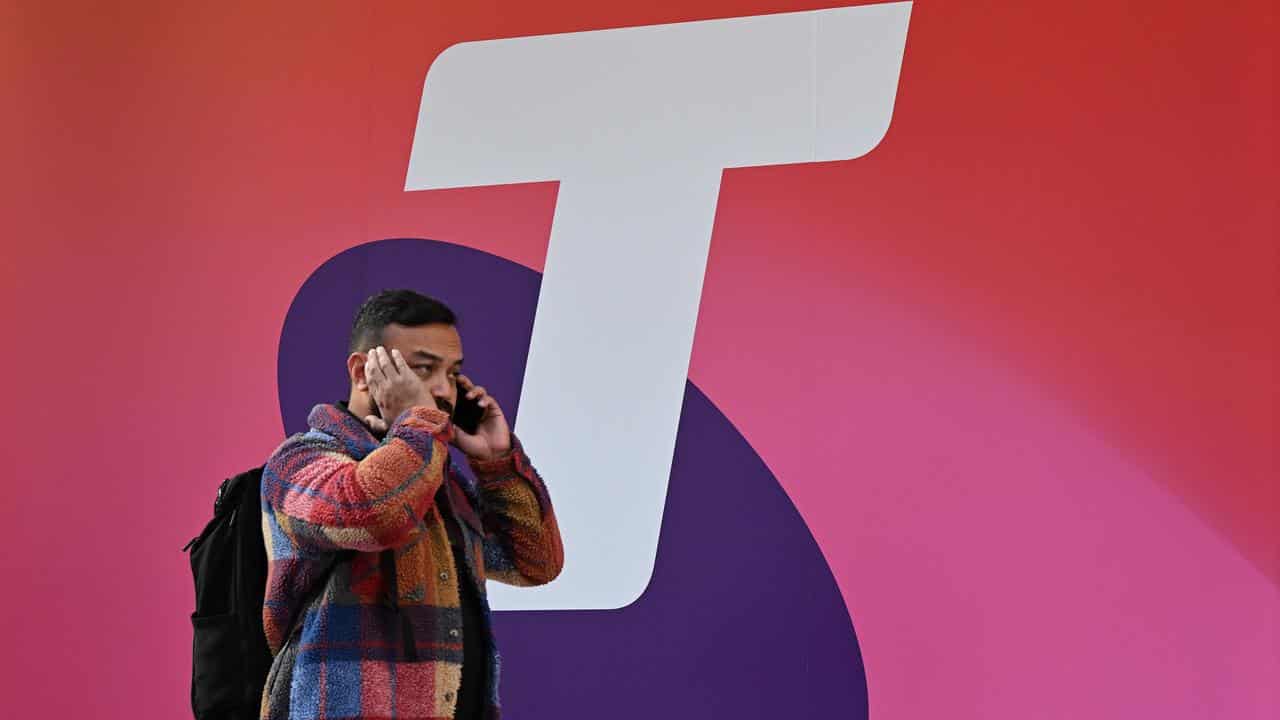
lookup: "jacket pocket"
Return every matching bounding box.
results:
[190,611,245,717]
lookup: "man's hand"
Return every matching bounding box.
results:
[452,374,512,460]
[364,346,433,426]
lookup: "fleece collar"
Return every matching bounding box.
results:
[305,401,382,460]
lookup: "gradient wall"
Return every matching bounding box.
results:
[1,1,1274,718]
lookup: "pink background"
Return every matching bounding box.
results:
[2,1,1274,718]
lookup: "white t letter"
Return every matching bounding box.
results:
[406,1,912,610]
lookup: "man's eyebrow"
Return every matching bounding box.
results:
[408,349,463,366]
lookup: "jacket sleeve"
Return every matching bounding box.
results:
[261,406,455,553]
[469,433,565,586]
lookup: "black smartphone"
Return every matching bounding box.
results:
[452,388,485,435]
[369,395,483,434]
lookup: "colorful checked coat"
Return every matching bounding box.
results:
[258,402,563,720]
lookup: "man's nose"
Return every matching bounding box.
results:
[429,379,453,398]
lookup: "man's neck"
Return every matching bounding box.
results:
[346,393,374,421]
[340,395,386,439]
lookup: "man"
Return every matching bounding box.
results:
[259,288,564,720]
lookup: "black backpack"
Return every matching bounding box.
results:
[183,465,394,719]
[183,466,272,720]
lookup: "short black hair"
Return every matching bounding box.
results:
[348,289,458,353]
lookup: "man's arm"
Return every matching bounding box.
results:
[261,405,455,553]
[469,433,564,586]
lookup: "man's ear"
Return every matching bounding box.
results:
[347,352,369,391]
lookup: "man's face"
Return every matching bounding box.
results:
[372,321,464,415]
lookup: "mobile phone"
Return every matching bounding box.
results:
[452,388,485,434]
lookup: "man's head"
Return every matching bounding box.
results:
[346,289,464,419]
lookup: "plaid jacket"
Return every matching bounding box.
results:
[259,402,563,720]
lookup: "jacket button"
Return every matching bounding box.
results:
[449,628,460,638]
[439,571,449,581]
[444,691,454,701]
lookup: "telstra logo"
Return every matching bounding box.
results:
[405,1,912,611]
